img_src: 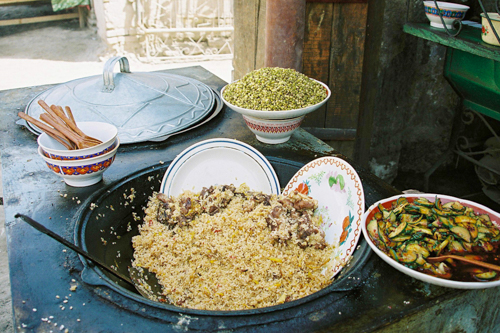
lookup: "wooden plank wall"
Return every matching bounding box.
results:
[232,0,266,80]
[302,0,368,141]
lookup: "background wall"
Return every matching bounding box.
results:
[355,0,461,182]
[232,0,497,185]
[92,0,233,61]
[356,0,498,183]
[91,0,498,187]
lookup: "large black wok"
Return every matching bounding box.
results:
[74,157,372,325]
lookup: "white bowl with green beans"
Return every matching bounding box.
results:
[220,68,330,143]
[362,193,500,289]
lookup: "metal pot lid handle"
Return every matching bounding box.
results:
[102,56,131,93]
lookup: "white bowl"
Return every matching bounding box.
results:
[423,1,469,29]
[242,115,304,144]
[220,79,331,120]
[37,138,119,187]
[362,193,500,289]
[38,121,118,160]
[481,12,500,46]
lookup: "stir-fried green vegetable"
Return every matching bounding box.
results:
[367,196,500,281]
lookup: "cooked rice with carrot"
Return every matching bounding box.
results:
[131,184,334,310]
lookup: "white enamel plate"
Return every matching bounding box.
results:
[283,156,365,279]
[160,138,280,197]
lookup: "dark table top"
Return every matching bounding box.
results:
[1,66,498,333]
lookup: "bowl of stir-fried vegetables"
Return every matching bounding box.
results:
[361,193,500,289]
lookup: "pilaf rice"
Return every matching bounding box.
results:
[131,184,334,310]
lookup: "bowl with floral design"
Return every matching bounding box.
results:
[361,193,500,289]
[481,12,500,46]
[282,156,365,279]
[220,67,331,144]
[37,138,119,187]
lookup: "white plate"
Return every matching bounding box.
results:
[283,156,365,279]
[362,193,500,289]
[160,138,280,196]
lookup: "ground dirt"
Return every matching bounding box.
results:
[0,4,232,91]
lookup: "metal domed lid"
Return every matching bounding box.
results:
[24,56,216,144]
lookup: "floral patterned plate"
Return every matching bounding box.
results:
[282,156,365,279]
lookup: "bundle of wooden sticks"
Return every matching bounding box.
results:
[18,100,102,150]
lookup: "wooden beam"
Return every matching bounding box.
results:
[233,0,266,79]
[301,1,333,128]
[326,2,368,129]
[353,0,382,166]
[0,12,79,26]
[265,0,306,70]
[303,127,357,140]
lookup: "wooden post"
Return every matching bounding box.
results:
[264,0,306,71]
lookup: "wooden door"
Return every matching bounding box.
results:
[302,0,368,146]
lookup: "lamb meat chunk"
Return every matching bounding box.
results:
[156,193,170,203]
[270,206,282,218]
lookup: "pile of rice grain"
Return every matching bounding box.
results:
[132,184,334,310]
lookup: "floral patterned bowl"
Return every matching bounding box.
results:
[242,115,304,144]
[481,12,500,46]
[38,121,118,160]
[37,138,119,187]
[283,156,365,279]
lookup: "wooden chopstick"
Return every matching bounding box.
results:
[21,100,105,150]
[18,111,74,149]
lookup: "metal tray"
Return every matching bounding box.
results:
[23,56,216,144]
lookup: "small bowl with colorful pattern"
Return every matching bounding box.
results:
[242,115,304,144]
[423,1,469,30]
[38,121,118,160]
[37,138,119,187]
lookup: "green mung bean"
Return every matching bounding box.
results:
[222,67,327,111]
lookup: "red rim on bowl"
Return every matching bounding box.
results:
[362,193,500,289]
